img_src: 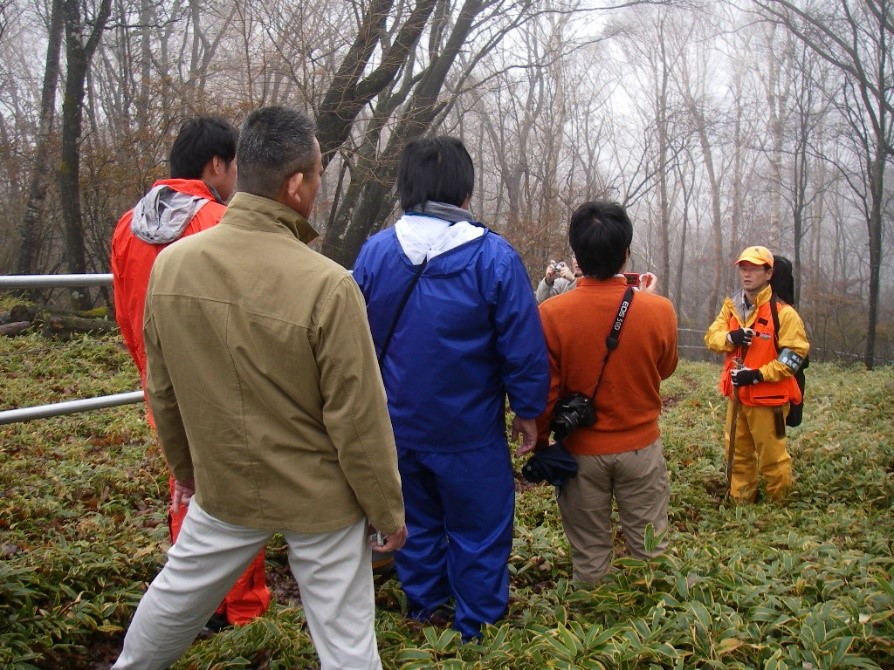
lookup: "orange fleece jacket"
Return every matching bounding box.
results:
[536,276,679,455]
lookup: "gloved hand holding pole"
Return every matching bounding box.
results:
[727,328,754,346]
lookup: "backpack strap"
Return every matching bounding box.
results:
[377,259,428,366]
[769,293,781,354]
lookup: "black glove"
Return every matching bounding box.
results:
[727,328,754,346]
[731,368,762,386]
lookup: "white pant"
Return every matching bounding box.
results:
[112,501,381,670]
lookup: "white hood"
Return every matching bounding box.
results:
[131,184,209,244]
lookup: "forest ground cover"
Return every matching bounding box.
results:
[1,329,892,669]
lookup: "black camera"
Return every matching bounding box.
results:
[550,393,596,441]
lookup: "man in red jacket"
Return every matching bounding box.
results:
[111,116,270,630]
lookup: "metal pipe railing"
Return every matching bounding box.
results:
[1,273,138,426]
[0,273,113,289]
[0,391,144,426]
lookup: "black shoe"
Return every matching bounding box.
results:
[199,613,230,637]
[428,606,454,627]
[409,603,455,627]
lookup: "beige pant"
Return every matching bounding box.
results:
[112,502,380,670]
[557,439,669,585]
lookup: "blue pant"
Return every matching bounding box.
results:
[395,443,515,640]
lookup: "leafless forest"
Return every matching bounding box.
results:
[1,0,892,365]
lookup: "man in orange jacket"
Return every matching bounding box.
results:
[111,116,270,630]
[533,200,678,585]
[704,246,810,503]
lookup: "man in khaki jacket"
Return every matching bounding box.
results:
[112,106,406,670]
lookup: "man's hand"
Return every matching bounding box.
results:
[727,328,755,346]
[544,262,558,286]
[638,272,658,294]
[171,479,195,515]
[731,367,762,386]
[370,523,409,552]
[512,416,538,456]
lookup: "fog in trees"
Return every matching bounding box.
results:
[0,0,891,365]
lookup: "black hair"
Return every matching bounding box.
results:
[169,116,238,179]
[397,136,474,211]
[236,106,317,198]
[568,200,633,279]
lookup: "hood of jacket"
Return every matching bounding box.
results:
[131,180,221,244]
[393,213,490,276]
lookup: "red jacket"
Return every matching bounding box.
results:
[111,179,226,392]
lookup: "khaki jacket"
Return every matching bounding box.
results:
[144,192,404,534]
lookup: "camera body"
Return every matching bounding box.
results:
[555,261,567,271]
[550,392,596,441]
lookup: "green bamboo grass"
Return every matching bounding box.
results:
[1,330,892,669]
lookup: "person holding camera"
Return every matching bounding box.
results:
[536,257,579,303]
[353,136,548,640]
[704,246,809,503]
[533,200,678,585]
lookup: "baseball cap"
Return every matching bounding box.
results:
[735,246,774,268]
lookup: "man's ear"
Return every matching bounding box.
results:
[211,155,226,175]
[277,171,305,208]
[201,155,228,181]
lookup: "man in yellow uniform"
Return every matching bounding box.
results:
[705,246,810,502]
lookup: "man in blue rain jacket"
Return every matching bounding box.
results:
[353,136,548,640]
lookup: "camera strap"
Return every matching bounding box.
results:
[590,286,635,402]
[377,258,428,367]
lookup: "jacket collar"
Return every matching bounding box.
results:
[736,283,772,308]
[753,284,773,306]
[151,178,221,203]
[223,192,319,245]
[729,284,772,323]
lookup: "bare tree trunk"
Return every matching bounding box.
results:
[58,0,112,310]
[673,151,696,320]
[754,0,894,368]
[680,61,724,319]
[315,0,436,167]
[137,0,152,136]
[0,1,10,42]
[656,37,672,297]
[762,23,789,250]
[865,143,885,369]
[729,86,744,270]
[16,0,64,288]
[323,0,488,267]
[789,41,820,307]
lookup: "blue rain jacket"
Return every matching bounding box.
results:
[353,224,548,452]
